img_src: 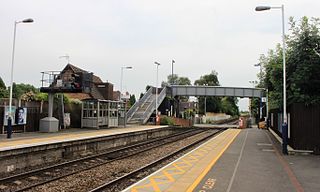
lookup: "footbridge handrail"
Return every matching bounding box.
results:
[126,87,153,122]
[142,87,167,124]
[169,85,266,98]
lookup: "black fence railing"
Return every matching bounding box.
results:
[270,103,320,154]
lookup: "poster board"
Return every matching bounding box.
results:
[3,106,27,126]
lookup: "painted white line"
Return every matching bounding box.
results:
[226,129,248,192]
[262,149,275,152]
[257,143,272,146]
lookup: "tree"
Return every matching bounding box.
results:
[129,94,136,107]
[161,75,191,87]
[286,16,320,105]
[0,77,6,89]
[194,71,222,114]
[11,83,39,101]
[261,16,320,110]
[221,97,239,116]
[0,77,9,98]
[194,71,220,86]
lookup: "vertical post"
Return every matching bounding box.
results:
[281,5,288,155]
[7,22,18,139]
[156,65,159,120]
[120,67,123,100]
[204,97,207,115]
[124,101,127,127]
[154,62,160,124]
[171,60,174,117]
[60,94,65,129]
[281,5,287,124]
[266,89,269,120]
[171,60,175,84]
[48,93,54,118]
[255,5,287,154]
[7,18,33,138]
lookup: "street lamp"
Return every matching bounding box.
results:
[254,63,263,119]
[120,66,133,100]
[154,62,160,123]
[254,63,262,78]
[7,18,34,139]
[171,60,175,84]
[256,5,288,154]
[170,60,175,117]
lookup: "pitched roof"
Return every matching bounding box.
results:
[62,63,103,83]
[64,93,92,100]
[60,63,110,100]
[90,85,105,100]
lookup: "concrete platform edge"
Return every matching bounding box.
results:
[268,127,313,155]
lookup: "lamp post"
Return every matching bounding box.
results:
[120,66,132,100]
[256,5,288,154]
[171,59,175,117]
[171,60,175,84]
[254,63,262,78]
[249,80,258,126]
[7,18,34,139]
[254,63,263,119]
[154,62,160,124]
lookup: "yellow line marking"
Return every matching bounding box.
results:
[126,129,240,192]
[186,129,240,192]
[163,170,176,182]
[150,178,162,192]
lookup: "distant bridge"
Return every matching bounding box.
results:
[168,85,265,98]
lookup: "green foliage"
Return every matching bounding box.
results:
[194,70,225,114]
[198,96,222,114]
[0,77,6,89]
[129,94,136,107]
[161,74,191,87]
[0,88,9,98]
[0,77,9,98]
[12,83,39,100]
[194,71,220,86]
[145,85,152,92]
[160,116,175,125]
[139,92,144,99]
[286,16,320,105]
[35,92,48,101]
[261,16,320,109]
[221,97,239,116]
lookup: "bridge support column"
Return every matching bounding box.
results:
[39,93,59,132]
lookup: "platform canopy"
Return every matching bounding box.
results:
[168,85,265,98]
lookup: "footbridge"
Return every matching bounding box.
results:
[126,85,266,125]
[168,85,266,98]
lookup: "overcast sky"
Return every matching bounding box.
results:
[1,0,320,111]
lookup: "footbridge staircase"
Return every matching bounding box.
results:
[126,87,166,124]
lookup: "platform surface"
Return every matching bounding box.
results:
[124,128,320,192]
[0,125,167,151]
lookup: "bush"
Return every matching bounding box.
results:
[160,116,175,125]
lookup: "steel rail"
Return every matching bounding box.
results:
[3,129,206,192]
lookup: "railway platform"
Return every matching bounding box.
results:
[124,128,320,192]
[0,125,167,151]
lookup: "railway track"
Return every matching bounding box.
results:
[0,128,208,192]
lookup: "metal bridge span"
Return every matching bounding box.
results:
[168,85,265,98]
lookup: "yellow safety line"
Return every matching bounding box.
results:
[186,129,241,192]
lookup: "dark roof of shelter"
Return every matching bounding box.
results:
[62,63,103,83]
